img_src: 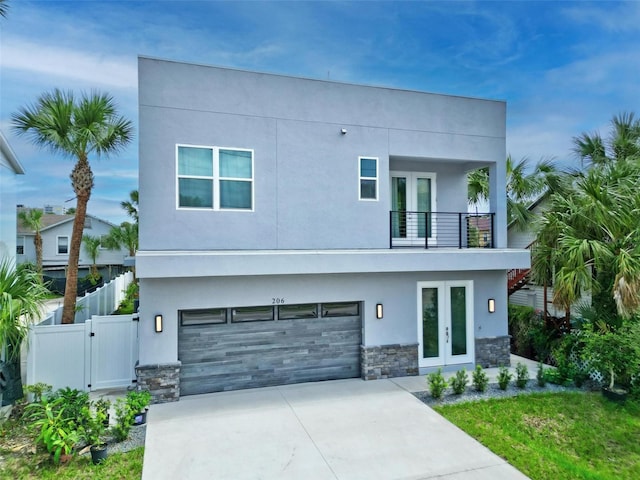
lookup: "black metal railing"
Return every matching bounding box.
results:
[389,211,495,249]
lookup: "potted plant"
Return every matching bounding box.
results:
[81,405,108,464]
[581,321,640,402]
[126,390,151,425]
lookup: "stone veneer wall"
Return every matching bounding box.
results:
[135,362,181,403]
[475,336,511,368]
[361,343,419,380]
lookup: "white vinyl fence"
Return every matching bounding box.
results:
[39,271,134,325]
[26,314,138,392]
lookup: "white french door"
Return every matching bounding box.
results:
[390,171,436,246]
[417,281,474,367]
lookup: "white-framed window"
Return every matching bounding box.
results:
[176,144,254,211]
[358,156,378,201]
[57,236,69,255]
[16,236,25,255]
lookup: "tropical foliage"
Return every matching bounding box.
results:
[531,113,640,321]
[0,260,48,361]
[81,235,102,281]
[12,90,133,324]
[467,155,558,230]
[18,208,44,275]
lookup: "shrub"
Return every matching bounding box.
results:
[497,366,512,390]
[427,369,447,399]
[472,365,489,392]
[126,389,151,414]
[24,397,79,464]
[111,398,134,442]
[536,362,547,387]
[515,362,529,389]
[508,304,557,362]
[450,368,469,395]
[23,382,53,402]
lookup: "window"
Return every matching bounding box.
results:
[16,236,24,255]
[177,145,253,210]
[321,302,360,317]
[181,309,227,326]
[359,157,378,201]
[278,304,318,320]
[231,306,274,323]
[57,236,69,255]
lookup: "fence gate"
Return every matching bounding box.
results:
[27,314,138,392]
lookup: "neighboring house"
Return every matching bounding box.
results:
[135,57,529,402]
[507,194,590,317]
[0,132,24,264]
[16,209,128,280]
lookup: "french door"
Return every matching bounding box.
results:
[417,281,474,367]
[390,171,436,246]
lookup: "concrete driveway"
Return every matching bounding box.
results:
[142,378,528,479]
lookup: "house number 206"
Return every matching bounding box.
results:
[272,298,285,304]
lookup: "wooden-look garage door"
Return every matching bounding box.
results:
[178,303,362,396]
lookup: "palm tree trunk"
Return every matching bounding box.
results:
[34,233,43,278]
[61,192,91,324]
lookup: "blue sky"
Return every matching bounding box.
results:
[1,0,639,223]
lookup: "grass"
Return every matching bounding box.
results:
[434,391,640,480]
[0,410,144,480]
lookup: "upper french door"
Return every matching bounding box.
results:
[417,280,474,368]
[390,171,436,246]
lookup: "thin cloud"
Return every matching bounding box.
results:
[1,38,137,89]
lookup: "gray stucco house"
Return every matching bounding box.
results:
[0,132,24,264]
[136,57,529,402]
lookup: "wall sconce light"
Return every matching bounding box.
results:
[376,303,383,319]
[488,299,496,314]
[154,314,163,333]
[341,128,347,135]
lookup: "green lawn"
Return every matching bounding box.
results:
[434,392,640,480]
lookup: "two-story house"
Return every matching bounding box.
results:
[0,132,24,263]
[17,209,129,285]
[136,57,530,402]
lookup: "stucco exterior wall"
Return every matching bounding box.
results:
[138,57,506,252]
[138,270,507,365]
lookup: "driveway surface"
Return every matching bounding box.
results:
[142,378,529,479]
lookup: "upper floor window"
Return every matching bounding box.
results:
[16,236,24,255]
[57,236,69,255]
[359,157,378,201]
[177,145,253,210]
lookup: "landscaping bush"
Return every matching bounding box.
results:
[472,365,489,392]
[427,369,447,399]
[508,304,557,362]
[449,368,469,395]
[515,362,529,389]
[497,366,512,390]
[537,362,547,387]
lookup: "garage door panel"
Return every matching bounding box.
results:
[179,315,362,395]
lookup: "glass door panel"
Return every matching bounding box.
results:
[450,286,467,356]
[391,172,436,245]
[421,288,439,358]
[391,176,407,238]
[416,177,431,238]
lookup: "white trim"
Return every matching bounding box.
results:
[358,156,379,201]
[175,144,254,212]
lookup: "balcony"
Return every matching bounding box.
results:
[390,211,495,249]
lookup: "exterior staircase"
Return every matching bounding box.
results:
[507,241,535,295]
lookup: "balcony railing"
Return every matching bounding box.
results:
[390,211,495,249]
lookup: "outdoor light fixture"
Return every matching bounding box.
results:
[341,128,347,135]
[488,299,496,314]
[376,303,383,319]
[154,314,163,333]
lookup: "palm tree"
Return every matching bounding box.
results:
[0,0,9,18]
[105,221,138,257]
[573,112,640,167]
[18,208,44,275]
[532,117,640,323]
[12,90,133,324]
[121,190,138,223]
[82,235,102,281]
[467,155,558,230]
[0,259,48,404]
